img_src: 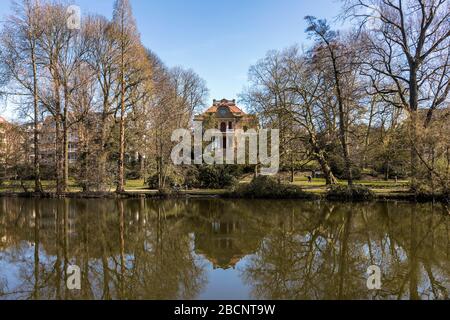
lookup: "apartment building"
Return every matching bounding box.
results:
[24,116,79,166]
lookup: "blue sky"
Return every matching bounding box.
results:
[0,0,345,117]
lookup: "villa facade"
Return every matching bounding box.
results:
[194,99,258,150]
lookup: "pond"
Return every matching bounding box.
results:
[0,198,449,300]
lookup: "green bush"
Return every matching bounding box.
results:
[227,175,316,199]
[328,154,363,180]
[329,155,345,178]
[182,167,200,189]
[326,184,376,201]
[351,167,362,180]
[196,165,241,189]
[362,168,379,178]
[147,174,176,190]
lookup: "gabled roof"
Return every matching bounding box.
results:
[204,99,246,115]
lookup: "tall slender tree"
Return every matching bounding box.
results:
[1,0,44,192]
[83,15,120,190]
[306,17,356,186]
[38,2,90,194]
[112,0,140,192]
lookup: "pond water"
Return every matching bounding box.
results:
[0,198,449,300]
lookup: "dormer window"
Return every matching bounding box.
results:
[218,107,228,117]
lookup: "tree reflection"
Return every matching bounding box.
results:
[0,198,205,300]
[241,201,450,300]
[0,198,449,300]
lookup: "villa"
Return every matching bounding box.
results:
[194,99,258,150]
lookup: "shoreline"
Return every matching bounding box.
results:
[0,190,448,203]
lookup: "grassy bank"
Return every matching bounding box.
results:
[0,178,447,203]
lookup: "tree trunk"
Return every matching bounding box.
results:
[446,147,450,189]
[117,100,125,192]
[99,112,108,190]
[317,153,338,186]
[329,46,353,186]
[63,120,69,193]
[31,44,42,193]
[55,116,64,195]
[50,62,64,196]
[79,125,88,192]
[385,161,390,181]
[62,86,70,193]
[97,88,111,191]
[335,84,353,186]
[409,65,419,191]
[363,98,375,169]
[117,32,126,193]
[410,114,419,190]
[310,133,337,185]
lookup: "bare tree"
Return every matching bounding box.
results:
[112,0,141,193]
[305,17,359,186]
[1,0,44,192]
[343,0,450,189]
[83,15,120,190]
[169,67,209,123]
[241,47,340,185]
[146,61,208,190]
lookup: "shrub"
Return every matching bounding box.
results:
[227,175,316,199]
[329,155,345,178]
[147,174,176,190]
[363,168,379,178]
[329,155,362,180]
[155,187,175,199]
[196,165,241,189]
[326,184,375,201]
[182,167,200,189]
[351,167,362,180]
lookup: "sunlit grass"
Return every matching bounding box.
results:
[1,176,411,196]
[125,179,147,190]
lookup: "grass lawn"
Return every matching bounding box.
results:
[0,179,147,193]
[292,177,409,189]
[1,177,411,197]
[0,180,82,193]
[125,179,147,191]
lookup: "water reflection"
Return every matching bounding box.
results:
[0,198,449,300]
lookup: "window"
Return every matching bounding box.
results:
[220,122,227,133]
[228,122,233,130]
[218,107,227,117]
